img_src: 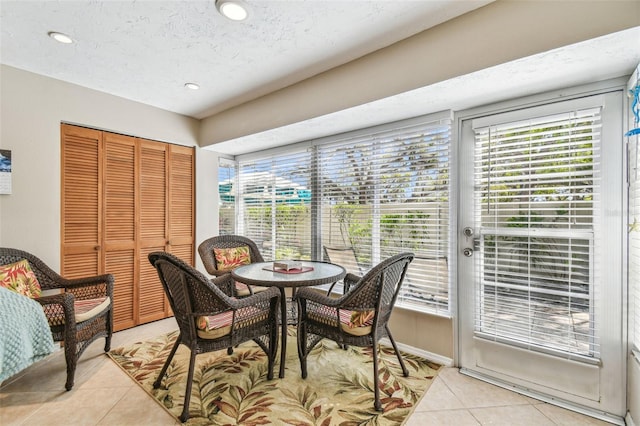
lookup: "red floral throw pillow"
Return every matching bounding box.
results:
[0,259,42,298]
[213,246,251,271]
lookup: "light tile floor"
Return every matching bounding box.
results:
[0,318,612,425]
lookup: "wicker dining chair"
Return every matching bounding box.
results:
[296,252,414,411]
[198,235,269,297]
[148,251,280,423]
[0,247,114,391]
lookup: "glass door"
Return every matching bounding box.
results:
[458,92,625,418]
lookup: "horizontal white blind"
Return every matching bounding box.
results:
[218,158,236,235]
[474,107,601,359]
[318,118,451,314]
[237,148,312,261]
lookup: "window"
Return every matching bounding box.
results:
[473,106,601,357]
[225,112,453,315]
[317,114,451,314]
[630,77,640,352]
[237,147,312,260]
[631,132,640,351]
[218,158,236,235]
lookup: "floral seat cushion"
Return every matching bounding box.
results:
[46,296,111,326]
[196,311,233,339]
[196,306,267,339]
[308,308,375,337]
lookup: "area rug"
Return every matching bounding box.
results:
[108,327,441,425]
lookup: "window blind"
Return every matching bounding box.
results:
[317,117,452,314]
[237,148,312,261]
[473,107,602,359]
[227,113,452,314]
[218,158,236,235]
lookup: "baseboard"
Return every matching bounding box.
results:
[380,337,454,367]
[627,412,637,426]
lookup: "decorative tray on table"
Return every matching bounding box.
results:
[263,260,314,274]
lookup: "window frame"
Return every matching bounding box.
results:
[221,111,454,316]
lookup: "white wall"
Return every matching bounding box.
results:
[200,0,640,147]
[195,148,219,270]
[0,65,216,270]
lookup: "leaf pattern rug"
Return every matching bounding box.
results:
[108,327,441,425]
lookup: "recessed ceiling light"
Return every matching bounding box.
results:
[48,31,73,44]
[184,83,200,90]
[215,0,249,21]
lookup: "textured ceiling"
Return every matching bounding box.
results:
[211,26,640,155]
[0,0,492,119]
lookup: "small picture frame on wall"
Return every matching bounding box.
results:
[0,149,12,195]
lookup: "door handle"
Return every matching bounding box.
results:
[463,227,481,250]
[463,227,478,256]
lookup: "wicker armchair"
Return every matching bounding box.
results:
[0,247,113,390]
[296,252,414,411]
[198,235,269,296]
[148,252,280,423]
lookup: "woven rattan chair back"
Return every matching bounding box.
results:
[148,251,279,422]
[296,252,414,412]
[198,235,269,297]
[0,247,114,390]
[198,235,265,276]
[152,252,229,341]
[345,252,411,322]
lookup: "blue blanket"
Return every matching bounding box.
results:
[0,286,56,382]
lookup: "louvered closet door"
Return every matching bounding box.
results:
[138,139,170,323]
[167,144,194,263]
[104,133,137,331]
[61,124,102,277]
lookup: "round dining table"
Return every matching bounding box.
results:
[232,261,346,378]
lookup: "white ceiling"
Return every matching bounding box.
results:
[1,1,638,156]
[0,0,492,119]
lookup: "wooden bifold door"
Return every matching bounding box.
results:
[61,124,194,331]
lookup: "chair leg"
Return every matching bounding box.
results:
[297,321,308,379]
[372,344,382,411]
[266,339,275,381]
[153,336,181,389]
[266,297,279,381]
[267,318,278,381]
[104,311,113,352]
[386,325,409,377]
[180,349,197,423]
[63,339,77,391]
